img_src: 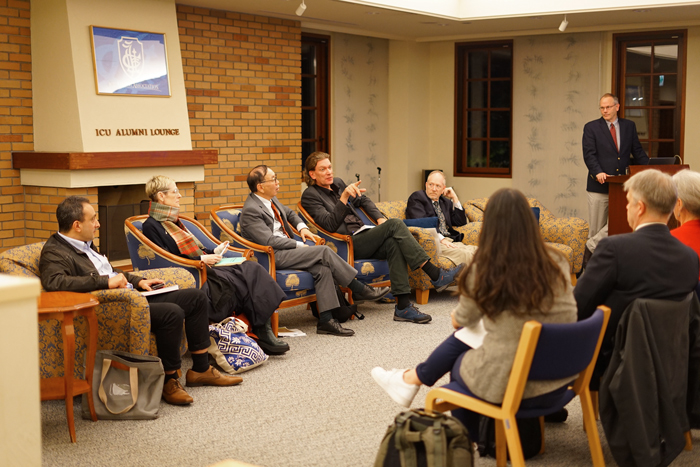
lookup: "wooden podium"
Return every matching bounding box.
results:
[607,164,689,235]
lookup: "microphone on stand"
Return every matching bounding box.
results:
[377,167,382,202]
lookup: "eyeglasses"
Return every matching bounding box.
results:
[599,105,617,111]
[260,177,279,184]
[159,188,180,195]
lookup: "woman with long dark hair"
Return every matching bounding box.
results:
[372,188,577,436]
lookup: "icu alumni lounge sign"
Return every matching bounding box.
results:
[95,128,181,136]
[90,26,171,97]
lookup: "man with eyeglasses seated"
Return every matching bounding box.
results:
[582,93,648,265]
[240,165,390,337]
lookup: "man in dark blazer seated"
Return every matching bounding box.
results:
[40,196,242,406]
[406,170,477,267]
[240,165,389,337]
[301,152,464,324]
[575,169,699,376]
[582,93,648,259]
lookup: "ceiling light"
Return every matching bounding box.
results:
[558,15,568,32]
[296,0,306,16]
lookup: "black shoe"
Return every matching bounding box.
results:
[317,318,355,337]
[253,321,290,355]
[544,408,568,423]
[352,285,391,303]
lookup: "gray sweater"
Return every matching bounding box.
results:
[455,250,577,403]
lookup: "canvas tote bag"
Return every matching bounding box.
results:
[82,350,165,420]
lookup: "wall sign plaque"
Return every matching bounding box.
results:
[90,26,171,97]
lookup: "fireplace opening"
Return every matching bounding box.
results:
[98,185,149,262]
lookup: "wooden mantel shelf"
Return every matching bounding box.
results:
[12,150,218,170]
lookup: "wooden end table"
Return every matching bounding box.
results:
[38,291,99,443]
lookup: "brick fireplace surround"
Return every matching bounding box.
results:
[1,3,302,253]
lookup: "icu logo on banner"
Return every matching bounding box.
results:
[118,36,144,78]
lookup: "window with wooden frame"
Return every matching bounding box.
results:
[301,34,330,171]
[613,30,686,159]
[454,40,513,177]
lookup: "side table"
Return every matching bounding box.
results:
[38,291,99,443]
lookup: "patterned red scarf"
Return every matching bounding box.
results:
[148,202,204,258]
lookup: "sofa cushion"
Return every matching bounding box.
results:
[403,217,438,229]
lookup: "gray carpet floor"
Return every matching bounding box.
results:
[41,288,700,466]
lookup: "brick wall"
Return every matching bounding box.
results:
[176,5,302,225]
[0,0,31,249]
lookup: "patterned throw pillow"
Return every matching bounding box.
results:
[208,317,268,374]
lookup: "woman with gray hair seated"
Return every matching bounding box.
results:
[142,175,289,355]
[672,169,700,280]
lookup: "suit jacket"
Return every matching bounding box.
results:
[600,294,699,467]
[240,193,304,251]
[300,178,384,235]
[582,117,648,194]
[405,190,468,242]
[575,223,699,355]
[40,233,143,292]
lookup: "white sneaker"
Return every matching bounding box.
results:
[371,367,420,408]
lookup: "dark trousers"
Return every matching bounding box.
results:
[415,333,480,440]
[147,289,211,372]
[353,218,430,295]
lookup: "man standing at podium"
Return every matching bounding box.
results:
[582,93,648,261]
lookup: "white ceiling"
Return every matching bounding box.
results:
[181,0,700,41]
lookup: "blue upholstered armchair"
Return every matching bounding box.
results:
[124,214,251,289]
[296,202,391,290]
[209,205,319,310]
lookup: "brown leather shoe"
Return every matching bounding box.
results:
[185,366,243,387]
[162,378,193,405]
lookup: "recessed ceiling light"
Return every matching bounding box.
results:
[633,9,650,13]
[531,16,543,20]
[461,21,471,25]
[436,23,449,27]
[365,11,380,15]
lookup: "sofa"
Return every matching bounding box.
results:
[0,242,196,380]
[376,196,588,289]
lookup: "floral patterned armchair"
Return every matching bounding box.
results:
[459,198,588,275]
[368,201,458,305]
[0,242,195,380]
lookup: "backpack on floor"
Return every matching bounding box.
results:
[375,409,474,467]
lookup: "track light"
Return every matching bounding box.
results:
[558,15,568,32]
[296,0,306,16]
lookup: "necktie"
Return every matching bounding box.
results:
[610,123,618,153]
[271,203,290,238]
[433,201,449,236]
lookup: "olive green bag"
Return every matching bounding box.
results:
[375,409,474,467]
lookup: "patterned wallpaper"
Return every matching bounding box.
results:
[331,33,389,200]
[512,33,603,218]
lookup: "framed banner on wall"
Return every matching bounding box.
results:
[90,26,171,97]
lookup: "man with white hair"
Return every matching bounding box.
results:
[405,170,477,267]
[575,169,698,365]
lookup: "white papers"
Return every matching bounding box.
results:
[276,327,306,337]
[352,225,375,235]
[140,284,179,297]
[454,319,487,349]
